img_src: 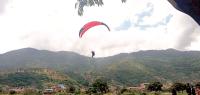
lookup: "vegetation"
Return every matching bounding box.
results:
[23,89,42,95]
[196,82,200,88]
[0,72,48,89]
[171,83,186,92]
[0,77,196,95]
[0,48,200,94]
[69,86,76,93]
[1,48,200,86]
[75,0,127,16]
[89,79,109,94]
[0,68,79,90]
[147,82,163,92]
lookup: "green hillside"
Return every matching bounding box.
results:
[0,68,79,89]
[0,48,200,86]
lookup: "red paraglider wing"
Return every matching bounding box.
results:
[79,21,110,38]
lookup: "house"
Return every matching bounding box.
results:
[51,84,66,92]
[43,84,66,94]
[43,88,54,95]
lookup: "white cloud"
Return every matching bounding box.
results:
[0,0,199,57]
[0,0,8,14]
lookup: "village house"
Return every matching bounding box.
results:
[43,84,66,94]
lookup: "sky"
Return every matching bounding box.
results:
[0,0,200,57]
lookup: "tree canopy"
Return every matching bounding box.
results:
[89,79,109,94]
[75,0,127,16]
[147,82,163,92]
[171,83,186,92]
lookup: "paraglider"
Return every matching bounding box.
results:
[79,21,110,59]
[79,21,110,38]
[91,51,95,58]
[168,0,200,25]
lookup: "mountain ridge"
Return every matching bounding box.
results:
[0,48,200,85]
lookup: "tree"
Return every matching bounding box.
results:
[69,86,76,93]
[191,86,195,95]
[171,88,177,95]
[75,0,127,16]
[185,83,192,95]
[147,82,163,92]
[0,85,2,93]
[90,79,109,94]
[9,90,16,95]
[171,83,186,92]
[195,82,200,89]
[120,88,127,94]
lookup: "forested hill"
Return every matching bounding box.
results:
[0,48,200,85]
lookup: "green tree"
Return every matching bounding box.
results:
[196,82,200,89]
[147,82,163,92]
[171,83,186,92]
[68,86,76,93]
[120,88,127,94]
[0,85,2,93]
[9,90,16,95]
[75,0,127,16]
[90,79,109,94]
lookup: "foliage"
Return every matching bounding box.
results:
[89,79,109,94]
[171,83,186,92]
[69,86,76,93]
[0,72,48,89]
[1,48,200,87]
[9,90,16,94]
[185,83,192,94]
[75,0,127,16]
[75,88,81,94]
[65,72,89,86]
[120,88,127,94]
[147,82,163,92]
[0,85,2,93]
[195,82,200,88]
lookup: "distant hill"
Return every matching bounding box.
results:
[0,48,200,86]
[0,68,79,88]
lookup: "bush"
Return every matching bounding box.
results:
[9,90,16,94]
[69,86,75,93]
[196,82,200,89]
[87,79,109,94]
[120,88,127,94]
[147,82,163,92]
[91,79,109,94]
[171,83,186,92]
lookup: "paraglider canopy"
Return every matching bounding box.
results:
[79,21,110,38]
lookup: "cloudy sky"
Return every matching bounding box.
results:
[0,0,200,57]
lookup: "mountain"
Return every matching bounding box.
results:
[0,48,91,72]
[0,48,200,86]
